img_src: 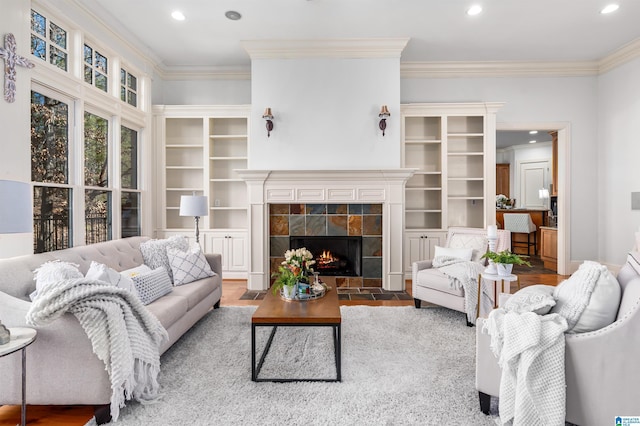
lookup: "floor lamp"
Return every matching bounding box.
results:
[179,194,208,244]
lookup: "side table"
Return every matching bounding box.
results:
[0,328,37,426]
[476,273,520,319]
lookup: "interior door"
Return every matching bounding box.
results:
[519,160,549,209]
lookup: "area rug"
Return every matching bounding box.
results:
[85,306,495,425]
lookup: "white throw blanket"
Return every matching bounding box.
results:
[26,278,168,422]
[484,309,569,426]
[432,256,487,324]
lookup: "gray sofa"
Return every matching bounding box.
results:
[0,236,222,421]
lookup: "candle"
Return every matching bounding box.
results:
[487,225,497,238]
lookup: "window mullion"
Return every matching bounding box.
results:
[72,99,85,247]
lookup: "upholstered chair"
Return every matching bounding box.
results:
[412,227,511,325]
[503,213,537,256]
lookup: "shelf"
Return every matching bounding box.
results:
[209,134,248,139]
[165,166,203,170]
[166,144,202,149]
[406,187,441,191]
[448,133,484,138]
[413,171,442,175]
[404,139,441,144]
[166,187,203,191]
[210,157,248,161]
[210,178,243,182]
[448,196,484,200]
[406,209,442,213]
[448,177,484,181]
[447,152,484,156]
[211,207,247,211]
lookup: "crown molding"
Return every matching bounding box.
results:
[156,66,251,81]
[241,38,409,60]
[598,37,640,74]
[401,61,600,78]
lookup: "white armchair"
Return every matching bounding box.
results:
[412,227,511,325]
[476,252,640,425]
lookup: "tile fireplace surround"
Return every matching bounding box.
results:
[237,170,415,291]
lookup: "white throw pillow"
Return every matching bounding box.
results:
[31,260,83,301]
[86,261,138,297]
[434,245,473,262]
[140,236,190,283]
[551,261,621,333]
[503,285,556,315]
[167,245,216,286]
[131,267,173,305]
[120,264,152,279]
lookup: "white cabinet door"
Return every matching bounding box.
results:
[210,233,229,271]
[227,232,247,272]
[404,231,445,273]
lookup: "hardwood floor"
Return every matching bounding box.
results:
[0,272,566,426]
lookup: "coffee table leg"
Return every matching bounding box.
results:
[334,324,341,382]
[254,326,278,381]
[21,346,26,426]
[251,324,256,381]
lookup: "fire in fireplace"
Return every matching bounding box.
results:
[289,236,362,277]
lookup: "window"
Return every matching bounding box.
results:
[121,125,141,237]
[31,90,72,252]
[84,112,111,244]
[30,9,68,71]
[84,44,108,92]
[120,68,138,107]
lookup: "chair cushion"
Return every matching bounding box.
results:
[415,268,464,297]
[503,284,556,315]
[434,245,473,261]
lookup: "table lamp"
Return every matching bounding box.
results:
[179,194,208,244]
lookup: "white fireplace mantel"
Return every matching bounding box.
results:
[236,169,416,291]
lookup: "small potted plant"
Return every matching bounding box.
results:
[271,265,299,299]
[271,248,316,299]
[481,249,531,276]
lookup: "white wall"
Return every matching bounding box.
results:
[597,57,640,265]
[497,143,552,209]
[0,1,34,257]
[153,79,251,105]
[402,76,598,262]
[249,58,401,170]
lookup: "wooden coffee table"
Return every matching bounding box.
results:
[251,287,341,382]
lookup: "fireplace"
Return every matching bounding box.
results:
[290,236,362,277]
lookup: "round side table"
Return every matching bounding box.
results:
[476,273,520,319]
[0,327,37,426]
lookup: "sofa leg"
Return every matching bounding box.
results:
[94,404,112,425]
[413,298,421,309]
[478,391,491,415]
[213,300,220,309]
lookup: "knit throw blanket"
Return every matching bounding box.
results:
[432,256,487,324]
[484,309,569,426]
[26,278,168,422]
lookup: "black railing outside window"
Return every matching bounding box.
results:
[34,214,110,253]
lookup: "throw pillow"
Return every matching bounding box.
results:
[502,284,556,315]
[85,261,138,297]
[550,260,621,333]
[131,267,173,305]
[31,260,83,301]
[120,264,152,278]
[434,245,473,262]
[139,235,189,283]
[167,245,216,286]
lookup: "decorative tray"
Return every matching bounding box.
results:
[280,283,329,301]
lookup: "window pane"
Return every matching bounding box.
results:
[84,112,108,187]
[121,69,126,85]
[33,186,71,253]
[95,72,107,92]
[95,52,107,73]
[121,126,138,189]
[84,44,93,65]
[31,10,46,36]
[31,35,46,60]
[49,22,67,49]
[127,90,137,107]
[121,191,140,237]
[127,74,137,90]
[85,190,112,244]
[120,86,126,102]
[50,46,67,71]
[84,65,93,84]
[31,91,69,184]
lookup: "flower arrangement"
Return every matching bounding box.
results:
[496,194,512,208]
[271,248,316,294]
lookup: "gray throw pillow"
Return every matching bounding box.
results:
[131,267,173,305]
[140,235,189,283]
[503,284,556,315]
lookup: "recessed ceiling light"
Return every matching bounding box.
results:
[601,4,619,14]
[225,10,242,20]
[171,11,185,21]
[529,130,538,135]
[529,140,537,144]
[467,5,482,16]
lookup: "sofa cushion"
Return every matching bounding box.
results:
[170,276,217,310]
[144,294,189,330]
[31,260,83,301]
[503,284,556,315]
[167,245,215,286]
[434,245,473,261]
[140,236,189,283]
[131,267,173,305]
[551,260,621,333]
[415,268,464,297]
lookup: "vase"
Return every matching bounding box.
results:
[282,284,297,300]
[496,263,513,276]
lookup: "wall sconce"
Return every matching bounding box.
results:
[378,105,390,136]
[262,107,274,137]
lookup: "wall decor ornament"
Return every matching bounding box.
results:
[0,33,35,103]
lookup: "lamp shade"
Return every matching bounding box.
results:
[0,180,32,234]
[179,195,208,217]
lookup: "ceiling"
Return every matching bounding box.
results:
[75,0,640,72]
[496,130,553,149]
